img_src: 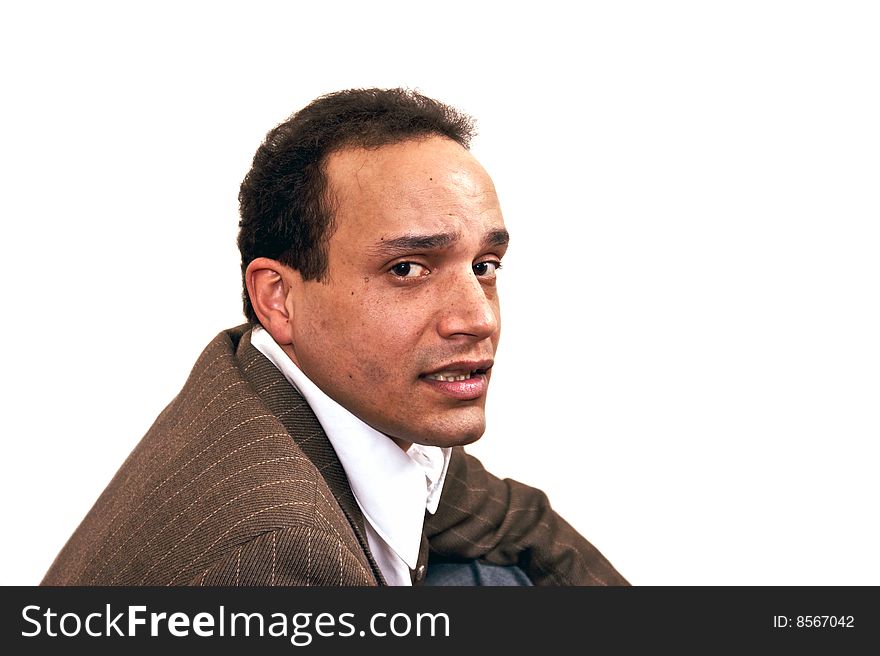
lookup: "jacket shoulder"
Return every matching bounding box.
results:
[42,326,366,586]
[188,525,377,586]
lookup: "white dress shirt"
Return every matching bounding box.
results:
[250,326,451,586]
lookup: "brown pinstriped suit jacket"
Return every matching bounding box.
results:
[42,325,627,586]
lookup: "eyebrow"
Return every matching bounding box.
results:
[370,228,510,258]
[483,228,510,250]
[371,232,458,257]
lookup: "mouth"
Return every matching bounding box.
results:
[421,359,493,380]
[423,367,490,383]
[419,361,493,401]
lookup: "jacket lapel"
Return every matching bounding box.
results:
[231,326,387,585]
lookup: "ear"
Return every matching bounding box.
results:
[245,257,301,346]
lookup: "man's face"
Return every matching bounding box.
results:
[282,136,508,449]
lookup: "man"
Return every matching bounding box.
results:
[42,88,627,586]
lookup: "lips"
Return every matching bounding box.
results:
[422,360,493,378]
[420,360,493,400]
[424,368,485,382]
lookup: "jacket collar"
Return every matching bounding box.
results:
[229,325,387,585]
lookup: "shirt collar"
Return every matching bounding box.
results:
[250,326,450,569]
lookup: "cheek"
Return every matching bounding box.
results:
[323,291,427,376]
[364,312,417,362]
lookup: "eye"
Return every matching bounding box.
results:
[390,262,429,278]
[473,260,502,278]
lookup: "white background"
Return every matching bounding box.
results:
[2,1,878,586]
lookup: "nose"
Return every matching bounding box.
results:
[436,269,500,341]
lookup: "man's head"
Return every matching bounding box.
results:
[239,89,508,449]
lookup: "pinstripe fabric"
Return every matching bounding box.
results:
[42,326,377,586]
[425,449,629,586]
[42,325,627,586]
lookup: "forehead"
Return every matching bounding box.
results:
[323,137,504,241]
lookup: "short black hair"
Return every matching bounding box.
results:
[237,87,476,324]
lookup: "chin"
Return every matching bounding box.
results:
[413,415,486,448]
